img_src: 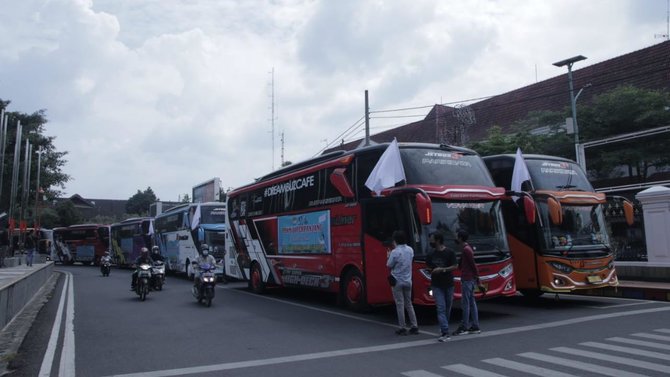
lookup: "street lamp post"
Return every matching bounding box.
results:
[34,147,45,229]
[553,55,587,169]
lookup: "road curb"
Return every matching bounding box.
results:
[0,271,60,376]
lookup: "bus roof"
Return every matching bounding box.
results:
[155,202,225,218]
[67,223,108,229]
[232,142,479,194]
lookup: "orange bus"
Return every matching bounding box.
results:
[483,154,633,297]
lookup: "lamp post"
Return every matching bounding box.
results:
[553,55,587,168]
[34,147,45,229]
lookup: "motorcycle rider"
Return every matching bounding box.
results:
[131,247,154,290]
[101,250,112,272]
[193,244,217,291]
[151,245,165,262]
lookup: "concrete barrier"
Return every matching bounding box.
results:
[0,262,54,331]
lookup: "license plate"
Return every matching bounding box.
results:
[475,283,488,293]
[587,275,602,283]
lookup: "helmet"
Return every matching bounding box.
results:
[152,246,159,253]
[141,247,149,254]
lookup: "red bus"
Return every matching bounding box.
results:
[483,154,634,297]
[225,142,523,310]
[53,224,111,265]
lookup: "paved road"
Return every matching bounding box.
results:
[8,265,670,376]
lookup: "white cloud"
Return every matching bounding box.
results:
[0,0,667,201]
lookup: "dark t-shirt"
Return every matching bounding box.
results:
[426,247,457,288]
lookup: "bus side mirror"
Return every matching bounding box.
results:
[329,168,355,198]
[523,196,536,225]
[415,193,432,225]
[547,197,563,225]
[623,200,635,226]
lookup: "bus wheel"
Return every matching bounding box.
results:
[249,263,265,294]
[342,269,369,312]
[520,289,544,299]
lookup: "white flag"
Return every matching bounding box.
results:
[365,138,406,196]
[191,204,202,230]
[511,147,532,202]
[147,220,154,235]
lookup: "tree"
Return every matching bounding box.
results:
[0,99,71,220]
[125,187,157,216]
[180,194,191,203]
[55,201,81,226]
[577,86,670,182]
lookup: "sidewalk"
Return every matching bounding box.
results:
[571,280,670,302]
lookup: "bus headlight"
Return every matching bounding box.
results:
[498,264,513,278]
[548,261,573,274]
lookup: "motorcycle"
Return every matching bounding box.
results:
[100,256,112,277]
[191,263,216,307]
[135,263,152,301]
[151,261,166,291]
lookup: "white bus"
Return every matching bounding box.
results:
[153,202,227,278]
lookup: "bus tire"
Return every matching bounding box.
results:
[249,263,265,294]
[520,289,544,299]
[341,269,369,312]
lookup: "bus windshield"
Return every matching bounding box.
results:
[401,149,493,186]
[538,203,611,253]
[201,206,226,224]
[419,200,508,259]
[526,159,593,191]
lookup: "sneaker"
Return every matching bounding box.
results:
[468,326,481,334]
[438,333,450,342]
[409,327,419,335]
[452,326,468,336]
[395,328,408,336]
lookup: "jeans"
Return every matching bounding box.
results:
[26,249,35,267]
[391,283,418,328]
[461,280,479,329]
[432,285,454,335]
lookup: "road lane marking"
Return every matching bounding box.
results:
[632,332,670,342]
[585,301,656,309]
[103,305,670,377]
[59,271,76,377]
[401,370,447,377]
[551,346,670,373]
[519,352,647,377]
[38,272,68,377]
[580,341,670,360]
[482,357,577,377]
[441,364,508,377]
[608,336,670,350]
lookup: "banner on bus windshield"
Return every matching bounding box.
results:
[278,210,331,254]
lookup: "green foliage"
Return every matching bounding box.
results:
[469,86,670,186]
[0,100,71,212]
[180,194,191,203]
[578,86,670,181]
[125,187,157,216]
[38,207,60,229]
[55,201,81,226]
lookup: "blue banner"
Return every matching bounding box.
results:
[278,211,330,254]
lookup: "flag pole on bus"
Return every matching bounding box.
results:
[511,147,533,203]
[364,138,406,196]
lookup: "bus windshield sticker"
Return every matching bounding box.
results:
[278,210,331,254]
[421,151,472,167]
[539,161,577,175]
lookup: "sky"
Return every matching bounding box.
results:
[0,0,668,201]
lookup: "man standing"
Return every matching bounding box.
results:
[25,230,36,267]
[426,231,458,342]
[454,229,481,335]
[386,230,419,336]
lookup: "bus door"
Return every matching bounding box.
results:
[362,197,404,305]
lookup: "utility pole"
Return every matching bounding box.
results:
[364,90,370,146]
[0,109,7,207]
[280,131,285,167]
[553,55,587,168]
